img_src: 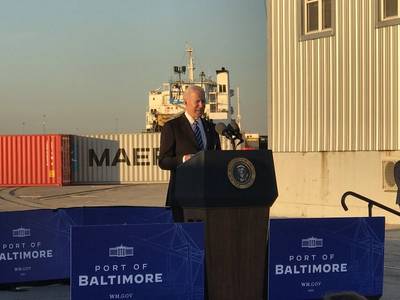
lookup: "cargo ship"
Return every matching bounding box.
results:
[145,46,234,132]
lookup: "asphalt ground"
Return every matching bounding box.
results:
[0,184,399,300]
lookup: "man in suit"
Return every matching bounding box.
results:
[158,85,221,220]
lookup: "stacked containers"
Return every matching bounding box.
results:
[0,133,233,186]
[71,132,233,184]
[0,135,71,186]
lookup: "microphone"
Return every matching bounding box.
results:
[230,120,240,133]
[226,123,236,137]
[229,120,244,145]
[216,121,243,150]
[216,123,234,139]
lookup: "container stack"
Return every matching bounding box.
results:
[0,133,235,186]
[0,135,71,186]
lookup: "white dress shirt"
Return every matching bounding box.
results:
[184,112,207,150]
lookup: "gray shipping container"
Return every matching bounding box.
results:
[72,132,233,184]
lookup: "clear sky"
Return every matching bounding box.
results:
[0,0,266,135]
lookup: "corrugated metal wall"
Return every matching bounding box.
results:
[268,0,400,152]
[72,133,167,184]
[72,133,233,184]
[0,135,65,186]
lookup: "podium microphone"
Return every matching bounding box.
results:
[216,123,234,140]
[216,122,241,150]
[229,120,244,145]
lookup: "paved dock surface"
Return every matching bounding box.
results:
[0,184,399,299]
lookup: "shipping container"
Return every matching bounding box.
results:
[71,132,234,184]
[0,135,71,186]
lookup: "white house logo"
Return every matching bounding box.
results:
[301,237,323,248]
[12,227,31,238]
[109,245,134,257]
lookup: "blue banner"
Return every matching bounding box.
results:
[268,217,385,300]
[83,207,173,225]
[71,223,204,300]
[0,207,172,284]
[0,209,82,283]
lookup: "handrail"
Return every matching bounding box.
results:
[341,191,400,217]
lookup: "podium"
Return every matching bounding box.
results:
[173,150,278,300]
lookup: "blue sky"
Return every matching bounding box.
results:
[0,0,266,134]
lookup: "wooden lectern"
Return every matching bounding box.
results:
[173,150,278,300]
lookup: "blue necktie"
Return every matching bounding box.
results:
[193,120,204,150]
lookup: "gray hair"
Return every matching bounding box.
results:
[183,85,205,103]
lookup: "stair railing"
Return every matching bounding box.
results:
[341,191,400,217]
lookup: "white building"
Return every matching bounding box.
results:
[109,245,134,257]
[266,0,400,223]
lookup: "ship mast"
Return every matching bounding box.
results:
[236,87,241,129]
[186,47,195,82]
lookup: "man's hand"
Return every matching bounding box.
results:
[183,154,193,163]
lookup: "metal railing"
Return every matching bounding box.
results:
[341,191,400,217]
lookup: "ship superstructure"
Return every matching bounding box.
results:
[145,47,234,131]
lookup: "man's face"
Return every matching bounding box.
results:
[185,90,205,119]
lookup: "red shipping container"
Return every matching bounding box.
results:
[0,135,71,186]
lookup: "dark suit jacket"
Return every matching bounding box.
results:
[158,113,221,207]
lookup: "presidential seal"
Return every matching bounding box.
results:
[227,157,256,189]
